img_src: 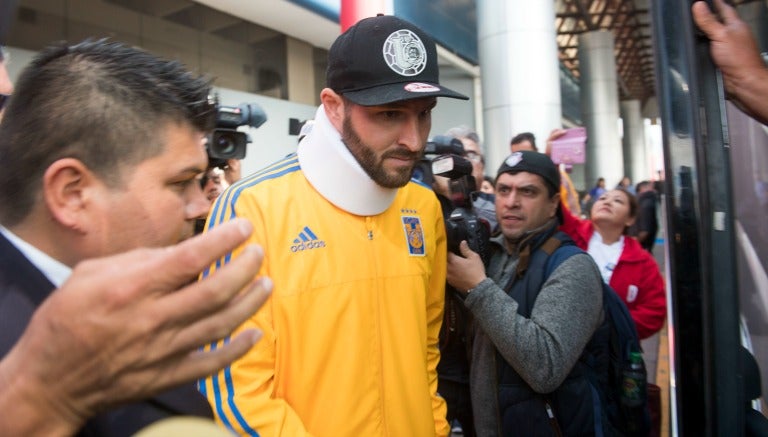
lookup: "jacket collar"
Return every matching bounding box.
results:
[491,218,560,255]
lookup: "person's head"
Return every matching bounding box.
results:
[480,175,495,195]
[510,132,537,152]
[201,167,229,202]
[618,176,631,188]
[494,151,561,241]
[0,46,14,121]
[0,39,217,265]
[595,177,606,188]
[636,180,653,194]
[321,15,468,189]
[590,188,638,235]
[445,125,484,190]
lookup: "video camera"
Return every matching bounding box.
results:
[207,102,267,168]
[416,135,490,263]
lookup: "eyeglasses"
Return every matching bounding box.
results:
[465,151,484,163]
[0,94,10,112]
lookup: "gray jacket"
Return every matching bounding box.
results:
[463,224,603,436]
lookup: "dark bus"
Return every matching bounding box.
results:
[651,0,768,435]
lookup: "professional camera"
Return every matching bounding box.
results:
[417,135,491,263]
[412,135,466,187]
[208,102,267,168]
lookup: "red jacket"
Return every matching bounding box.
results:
[560,211,667,339]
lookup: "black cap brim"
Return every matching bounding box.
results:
[342,81,469,106]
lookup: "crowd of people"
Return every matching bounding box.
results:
[0,0,767,435]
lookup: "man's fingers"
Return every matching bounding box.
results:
[547,129,566,141]
[692,1,721,37]
[163,218,254,283]
[168,330,263,386]
[111,329,263,400]
[713,0,739,23]
[459,240,476,258]
[156,277,273,357]
[155,243,265,317]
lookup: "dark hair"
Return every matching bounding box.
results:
[635,180,652,193]
[595,177,605,186]
[510,132,537,151]
[0,39,216,226]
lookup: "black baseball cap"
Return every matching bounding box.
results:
[326,15,469,106]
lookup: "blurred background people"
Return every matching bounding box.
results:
[616,176,636,195]
[632,180,660,253]
[480,175,495,195]
[582,177,607,215]
[509,131,537,152]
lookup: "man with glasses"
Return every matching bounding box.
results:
[445,125,497,232]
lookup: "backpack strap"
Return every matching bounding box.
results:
[516,236,563,278]
[499,233,595,436]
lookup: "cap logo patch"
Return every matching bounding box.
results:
[506,152,523,167]
[404,82,440,93]
[382,29,427,77]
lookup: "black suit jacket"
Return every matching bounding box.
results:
[0,233,213,436]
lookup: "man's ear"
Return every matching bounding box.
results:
[549,194,560,219]
[42,158,97,233]
[320,88,345,131]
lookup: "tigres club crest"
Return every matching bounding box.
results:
[402,216,426,256]
[382,29,427,77]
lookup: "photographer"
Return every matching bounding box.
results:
[194,103,265,235]
[434,126,495,436]
[446,126,497,232]
[446,151,604,436]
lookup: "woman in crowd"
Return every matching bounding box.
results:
[581,177,606,215]
[560,188,666,339]
[480,175,495,195]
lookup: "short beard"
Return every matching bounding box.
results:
[341,115,417,189]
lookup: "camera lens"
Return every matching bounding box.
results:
[214,134,237,156]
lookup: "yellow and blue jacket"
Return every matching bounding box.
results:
[200,106,448,437]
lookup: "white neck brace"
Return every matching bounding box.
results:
[297,105,398,216]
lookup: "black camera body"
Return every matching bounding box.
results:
[208,103,267,168]
[417,135,491,263]
[413,135,466,187]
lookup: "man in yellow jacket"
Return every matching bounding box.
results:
[200,15,468,437]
